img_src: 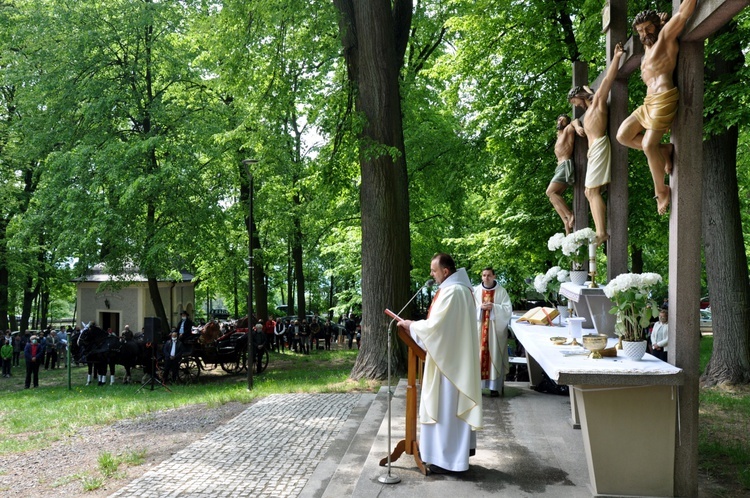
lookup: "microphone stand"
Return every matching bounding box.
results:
[379,280,433,485]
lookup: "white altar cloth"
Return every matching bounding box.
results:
[510,317,683,386]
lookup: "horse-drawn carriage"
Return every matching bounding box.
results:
[177,319,269,384]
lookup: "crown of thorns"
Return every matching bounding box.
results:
[633,10,661,30]
[567,85,594,101]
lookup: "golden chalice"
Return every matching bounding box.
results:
[582,334,608,359]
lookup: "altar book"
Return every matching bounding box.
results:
[516,306,559,326]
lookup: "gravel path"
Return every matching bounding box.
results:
[0,402,248,497]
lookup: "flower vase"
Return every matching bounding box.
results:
[556,305,569,326]
[622,340,648,360]
[569,270,588,286]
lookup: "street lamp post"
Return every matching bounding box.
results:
[242,158,258,390]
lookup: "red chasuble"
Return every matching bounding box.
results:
[427,289,441,318]
[479,288,495,380]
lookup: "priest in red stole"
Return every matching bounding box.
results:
[474,267,512,397]
[398,253,482,473]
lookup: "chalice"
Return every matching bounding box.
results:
[582,334,608,359]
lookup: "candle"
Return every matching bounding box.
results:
[589,242,596,258]
[590,260,596,273]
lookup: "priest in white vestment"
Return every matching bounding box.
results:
[474,267,513,397]
[398,253,482,473]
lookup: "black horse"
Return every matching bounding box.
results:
[85,331,145,385]
[78,324,108,385]
[69,328,85,365]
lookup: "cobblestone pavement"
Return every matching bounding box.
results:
[110,393,362,498]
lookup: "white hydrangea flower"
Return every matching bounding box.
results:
[640,273,663,287]
[545,266,561,279]
[548,233,565,252]
[534,274,547,293]
[556,269,570,282]
[572,227,596,244]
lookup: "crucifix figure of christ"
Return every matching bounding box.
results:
[615,0,698,216]
[546,114,578,235]
[568,42,625,247]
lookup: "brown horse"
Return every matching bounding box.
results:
[198,321,222,345]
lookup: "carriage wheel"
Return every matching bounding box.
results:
[257,349,269,374]
[178,358,200,384]
[238,350,247,373]
[221,358,242,374]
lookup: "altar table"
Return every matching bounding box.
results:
[510,317,684,497]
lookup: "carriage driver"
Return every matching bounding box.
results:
[176,311,194,343]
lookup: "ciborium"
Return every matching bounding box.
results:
[582,333,608,359]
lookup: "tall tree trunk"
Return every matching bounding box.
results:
[286,240,294,316]
[292,209,306,320]
[253,221,268,321]
[40,288,50,330]
[328,275,334,320]
[335,0,413,379]
[145,201,170,336]
[20,276,39,335]
[701,22,750,386]
[631,245,643,274]
[0,219,9,331]
[147,276,170,337]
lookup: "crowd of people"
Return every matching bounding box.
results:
[253,313,362,355]
[0,326,75,388]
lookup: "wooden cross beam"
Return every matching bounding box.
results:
[590,0,750,88]
[683,0,750,41]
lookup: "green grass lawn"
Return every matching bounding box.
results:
[0,348,375,455]
[698,337,750,493]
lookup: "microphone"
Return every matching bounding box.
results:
[385,280,435,324]
[380,279,434,482]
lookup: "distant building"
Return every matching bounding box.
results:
[74,265,195,333]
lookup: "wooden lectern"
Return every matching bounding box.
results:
[379,326,429,475]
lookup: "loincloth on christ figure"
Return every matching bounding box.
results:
[633,87,679,131]
[550,158,574,185]
[585,135,611,189]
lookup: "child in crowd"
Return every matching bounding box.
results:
[1,339,12,377]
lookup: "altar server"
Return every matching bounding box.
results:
[474,267,513,397]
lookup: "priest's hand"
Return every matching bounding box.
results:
[398,320,412,331]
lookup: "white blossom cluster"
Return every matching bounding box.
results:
[547,228,596,268]
[603,272,663,299]
[533,265,570,294]
[560,228,596,257]
[547,233,566,252]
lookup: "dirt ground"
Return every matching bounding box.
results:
[0,401,248,497]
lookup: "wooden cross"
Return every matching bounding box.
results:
[574,1,748,495]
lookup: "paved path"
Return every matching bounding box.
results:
[110,393,363,498]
